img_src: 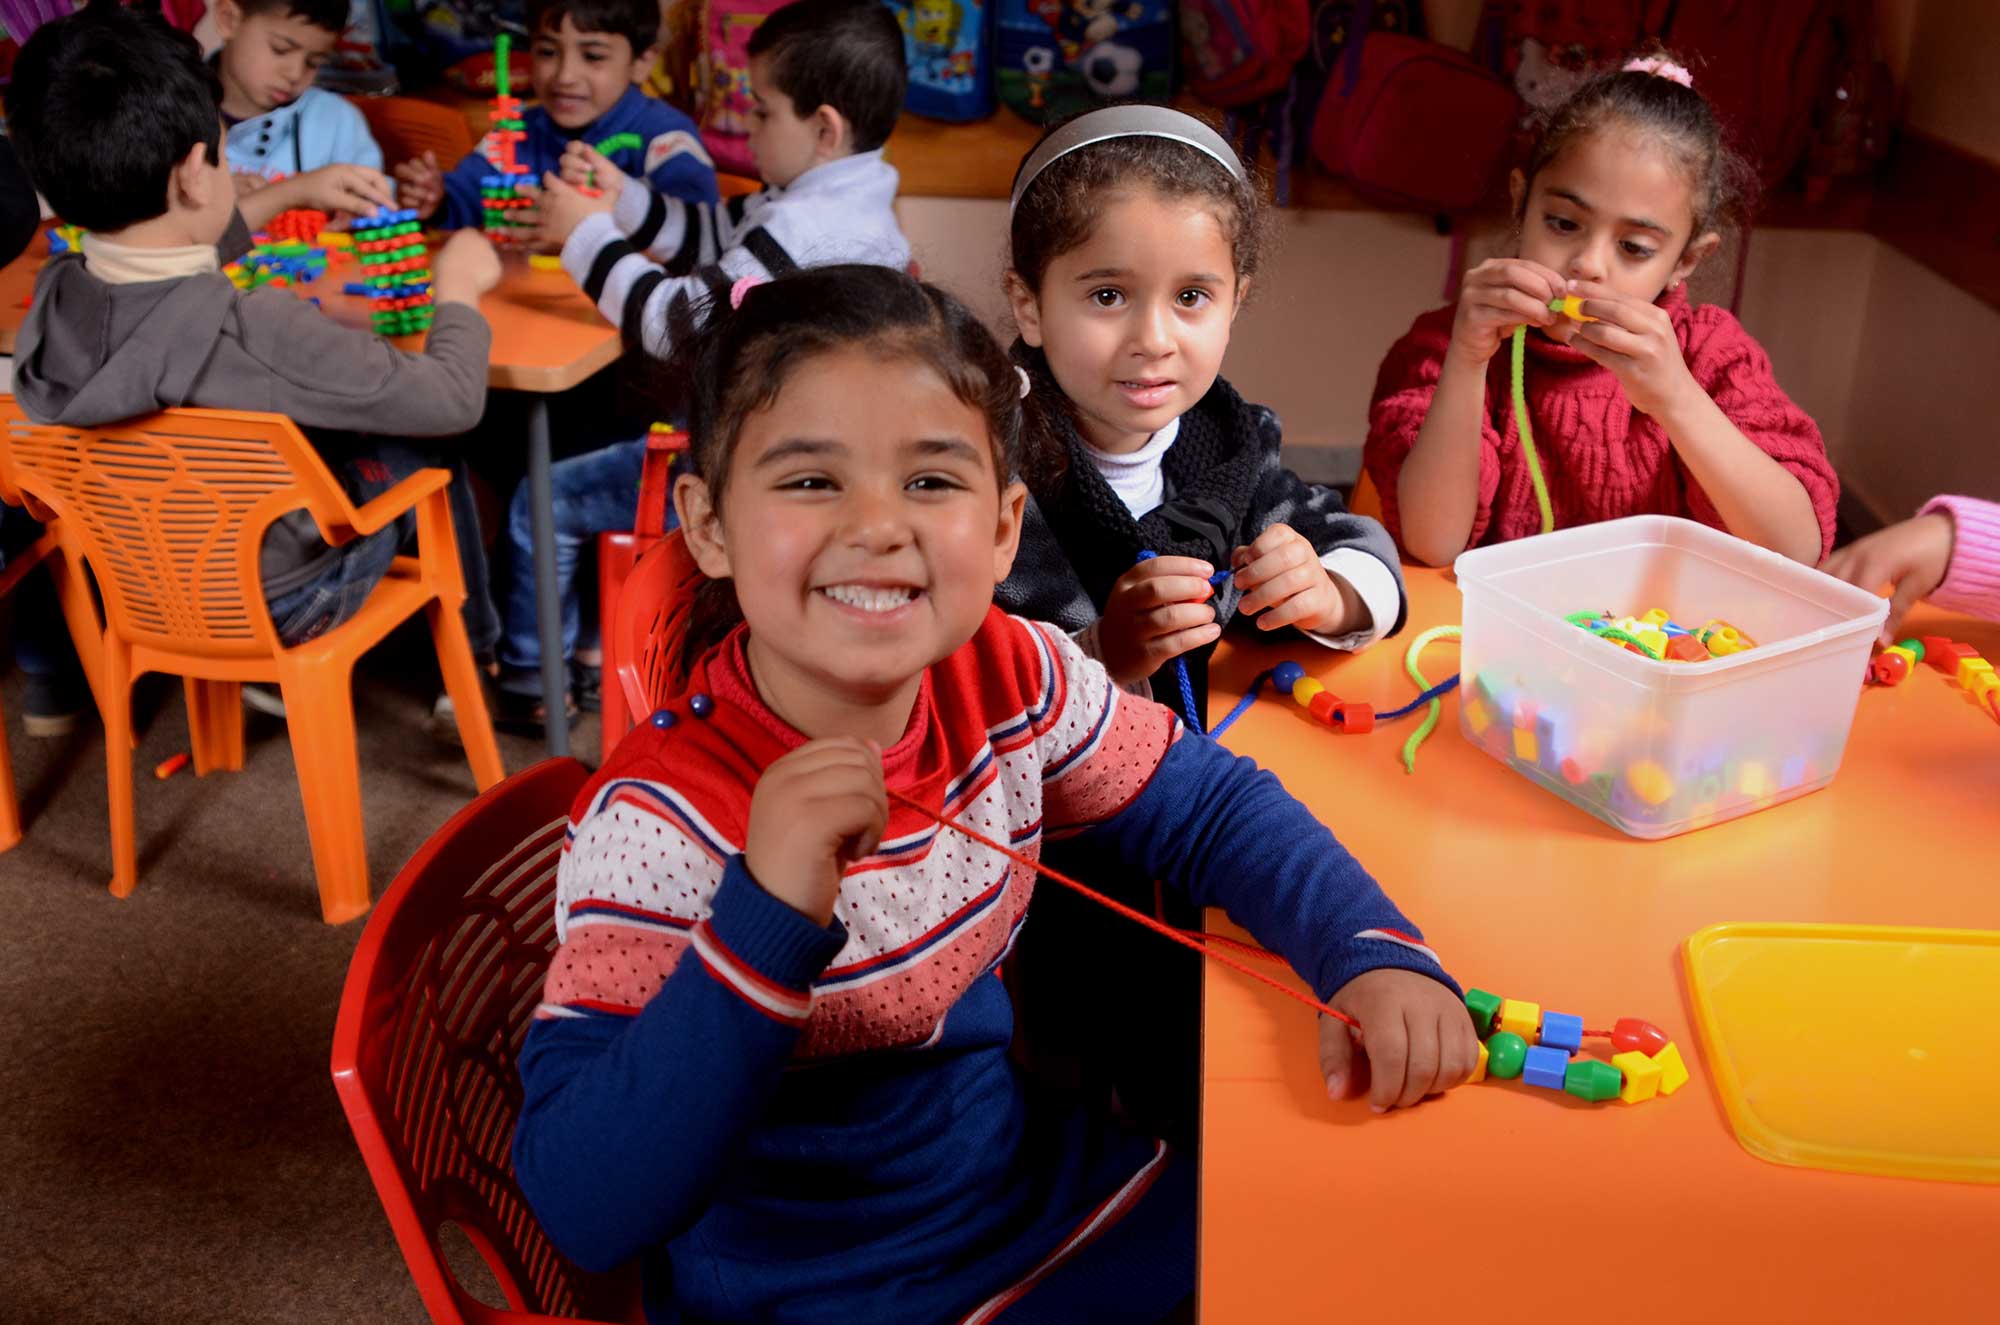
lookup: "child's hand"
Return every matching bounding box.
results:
[394,150,446,219]
[1231,524,1360,636]
[295,163,396,217]
[537,172,613,250]
[431,229,502,306]
[1565,280,1700,419]
[1096,555,1221,685]
[1821,511,1955,644]
[233,172,272,198]
[559,139,630,195]
[1320,968,1481,1112]
[1450,258,1565,364]
[744,737,888,925]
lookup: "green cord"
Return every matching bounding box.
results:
[1510,324,1555,535]
[1400,625,1463,775]
[1594,627,1662,660]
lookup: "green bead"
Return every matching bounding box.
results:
[1898,638,1925,662]
[1484,1031,1527,1079]
[1464,988,1503,1036]
[1563,1058,1623,1102]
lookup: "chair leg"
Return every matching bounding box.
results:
[428,598,504,793]
[0,701,22,853]
[276,656,371,924]
[102,642,138,898]
[184,679,245,775]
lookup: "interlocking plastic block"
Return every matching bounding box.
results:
[1540,1011,1583,1051]
[1957,657,1994,690]
[1309,691,1339,723]
[1666,634,1710,662]
[1470,1040,1489,1084]
[1512,727,1538,763]
[1533,711,1567,774]
[1609,1017,1670,1056]
[1291,677,1324,707]
[1523,1045,1571,1090]
[1564,1058,1622,1102]
[1464,695,1494,736]
[1335,702,1374,733]
[1652,1041,1690,1095]
[1272,661,1305,694]
[1499,999,1540,1043]
[1635,627,1668,656]
[1625,760,1673,806]
[1928,641,1976,673]
[1464,988,1503,1036]
[1484,1031,1527,1079]
[1559,756,1589,784]
[1611,1050,1662,1103]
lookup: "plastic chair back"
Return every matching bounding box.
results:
[596,429,686,755]
[331,757,641,1325]
[610,531,704,737]
[351,95,479,174]
[0,403,363,658]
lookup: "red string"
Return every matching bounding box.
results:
[883,788,1365,1037]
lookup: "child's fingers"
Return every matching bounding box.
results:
[1238,563,1320,619]
[1253,582,1330,632]
[1393,1012,1441,1109]
[1317,1014,1360,1099]
[1364,1011,1411,1112]
[1137,600,1217,639]
[1143,620,1222,668]
[1116,571,1215,610]
[1124,554,1214,582]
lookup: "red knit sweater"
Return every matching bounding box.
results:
[1363,286,1840,560]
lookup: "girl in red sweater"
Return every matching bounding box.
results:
[1365,52,1838,567]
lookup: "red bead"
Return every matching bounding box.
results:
[1870,653,1908,685]
[1610,1017,1670,1056]
[1335,702,1374,733]
[1308,691,1339,723]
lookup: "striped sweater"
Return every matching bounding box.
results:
[558,149,909,359]
[1919,495,2000,623]
[512,607,1457,1323]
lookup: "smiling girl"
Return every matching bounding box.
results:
[1366,51,1839,567]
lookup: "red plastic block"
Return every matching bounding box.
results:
[1308,691,1339,724]
[1335,702,1374,733]
[1929,641,1977,673]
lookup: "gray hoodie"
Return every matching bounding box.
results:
[10,218,493,596]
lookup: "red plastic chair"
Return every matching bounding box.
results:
[330,756,644,1325]
[595,429,686,756]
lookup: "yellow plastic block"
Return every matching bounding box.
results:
[1626,760,1674,806]
[1464,697,1493,735]
[1641,608,1671,627]
[1292,677,1324,707]
[1972,672,2000,706]
[1958,656,1995,690]
[1653,1041,1691,1095]
[1883,645,1918,672]
[529,253,565,271]
[1736,761,1773,799]
[1513,728,1538,763]
[1634,628,1668,656]
[1499,998,1541,1043]
[1471,1041,1489,1084]
[1612,1050,1663,1103]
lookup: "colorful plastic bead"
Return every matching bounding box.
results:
[1625,761,1674,806]
[1564,1058,1623,1102]
[1464,988,1503,1036]
[1463,695,1494,736]
[1540,1011,1583,1051]
[1611,1050,1663,1103]
[1271,661,1305,694]
[1884,644,1918,671]
[1640,608,1671,627]
[1634,627,1668,657]
[1533,712,1567,774]
[1484,1031,1527,1079]
[1498,999,1540,1043]
[1512,727,1539,763]
[1958,656,1994,690]
[1609,1017,1670,1057]
[1665,634,1710,662]
[1292,677,1324,707]
[1470,1040,1489,1084]
[1928,641,1976,673]
[1309,691,1339,723]
[1870,652,1910,686]
[1522,1045,1571,1090]
[689,693,715,719]
[1335,702,1374,733]
[1653,1041,1691,1095]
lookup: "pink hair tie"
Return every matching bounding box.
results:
[729,274,768,310]
[1623,57,1693,88]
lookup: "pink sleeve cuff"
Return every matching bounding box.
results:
[1920,495,2000,624]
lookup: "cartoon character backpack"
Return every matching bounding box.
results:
[889,0,995,122]
[996,0,1174,126]
[696,0,789,176]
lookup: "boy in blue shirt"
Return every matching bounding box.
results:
[212,0,386,183]
[396,0,719,228]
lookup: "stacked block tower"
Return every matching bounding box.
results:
[351,206,434,336]
[481,33,536,246]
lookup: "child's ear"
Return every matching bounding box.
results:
[991,478,1029,583]
[1672,230,1722,288]
[213,0,243,39]
[813,103,851,158]
[1004,271,1043,349]
[629,41,660,87]
[1230,273,1252,322]
[174,142,219,213]
[674,472,733,578]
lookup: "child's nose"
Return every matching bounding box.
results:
[1129,300,1174,356]
[1567,243,1608,284]
[842,489,912,549]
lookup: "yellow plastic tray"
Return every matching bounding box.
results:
[1684,923,2000,1184]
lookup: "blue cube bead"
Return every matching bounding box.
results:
[1540,1011,1583,1051]
[1522,1045,1571,1090]
[1271,661,1305,695]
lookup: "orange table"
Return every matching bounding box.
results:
[1199,567,1998,1323]
[0,232,48,356]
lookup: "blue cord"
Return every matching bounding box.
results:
[1207,671,1460,741]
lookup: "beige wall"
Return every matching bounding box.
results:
[1891,0,2000,164]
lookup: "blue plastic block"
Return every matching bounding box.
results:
[343,283,370,295]
[1522,1045,1571,1090]
[1540,1011,1583,1051]
[1533,711,1568,776]
[1780,755,1808,789]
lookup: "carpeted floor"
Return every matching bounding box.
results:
[0,630,584,1325]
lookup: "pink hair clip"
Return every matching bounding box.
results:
[1623,56,1693,88]
[729,274,768,310]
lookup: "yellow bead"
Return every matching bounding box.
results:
[1470,1040,1489,1084]
[1626,760,1674,806]
[1292,677,1324,707]
[1634,628,1668,656]
[1513,728,1539,763]
[1464,697,1494,735]
[1612,1050,1662,1103]
[1958,656,1995,690]
[1498,998,1540,1043]
[1736,761,1773,798]
[1653,1041,1690,1095]
[1641,608,1670,627]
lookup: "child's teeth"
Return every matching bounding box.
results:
[825,585,914,612]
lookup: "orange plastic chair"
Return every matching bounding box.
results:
[604,532,703,760]
[595,429,687,756]
[717,172,761,198]
[331,756,644,1325]
[0,400,504,922]
[351,96,479,175]
[1348,467,1385,522]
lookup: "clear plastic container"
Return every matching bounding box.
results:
[1453,516,1888,838]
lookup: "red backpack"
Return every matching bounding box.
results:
[1180,0,1311,107]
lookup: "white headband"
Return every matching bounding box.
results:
[1008,105,1248,216]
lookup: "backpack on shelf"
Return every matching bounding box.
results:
[316,0,400,95]
[1178,0,1308,109]
[888,0,995,122]
[695,0,788,175]
[388,0,527,94]
[995,0,1174,126]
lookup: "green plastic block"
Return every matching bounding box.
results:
[1563,1058,1623,1103]
[1464,988,1503,1037]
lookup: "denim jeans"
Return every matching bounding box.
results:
[0,502,79,679]
[497,435,665,678]
[264,443,499,652]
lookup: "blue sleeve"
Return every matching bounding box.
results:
[435,150,490,230]
[1077,733,1460,1002]
[323,97,384,173]
[511,860,847,1271]
[624,103,718,206]
[647,151,721,207]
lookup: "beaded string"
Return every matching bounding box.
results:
[884,786,1365,1036]
[1133,551,1233,734]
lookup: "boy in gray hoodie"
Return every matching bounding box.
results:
[7,3,502,652]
